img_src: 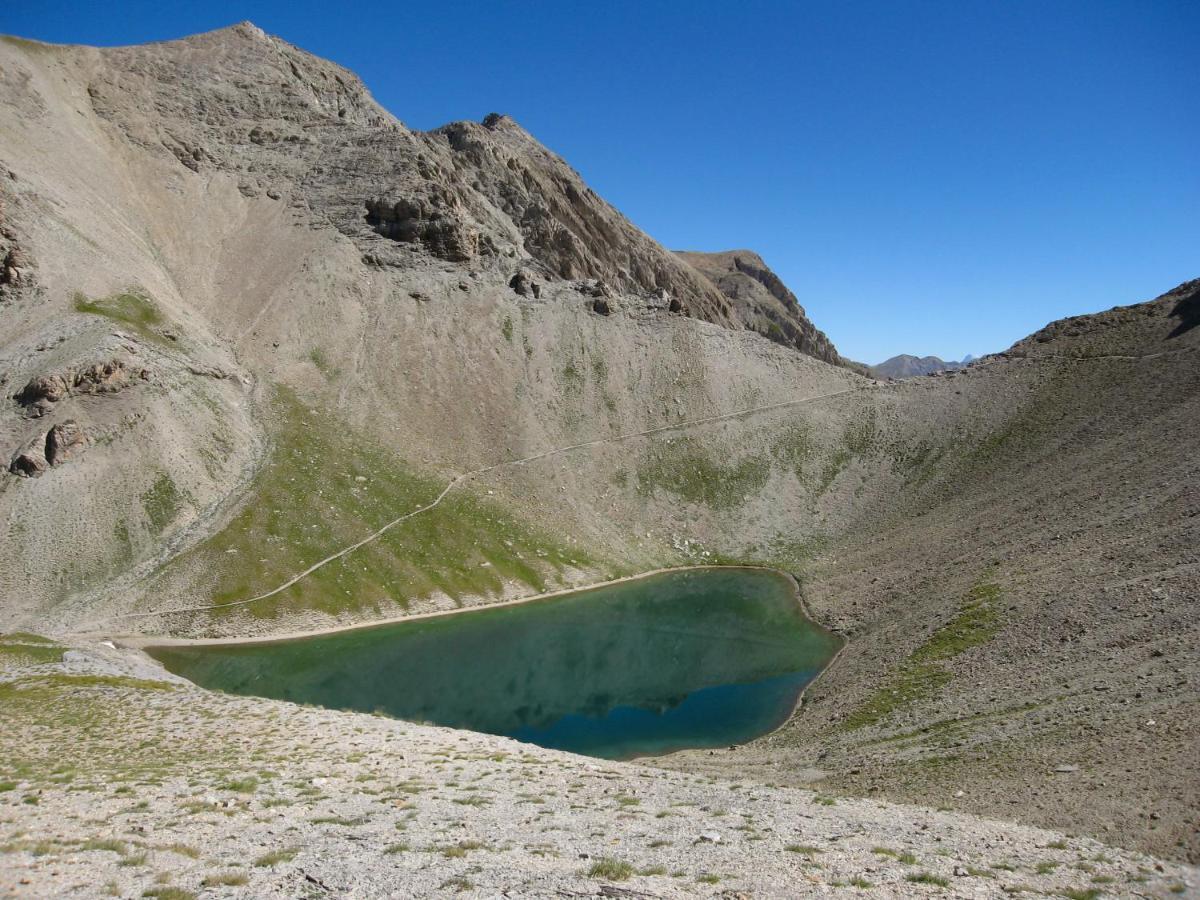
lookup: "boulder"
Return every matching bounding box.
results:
[45,420,87,466]
[9,446,47,478]
[508,271,542,298]
[15,373,70,413]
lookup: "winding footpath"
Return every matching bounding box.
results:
[110,384,861,621]
[107,343,1198,624]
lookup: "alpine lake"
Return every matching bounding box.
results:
[148,567,840,759]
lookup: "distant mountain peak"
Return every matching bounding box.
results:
[870,354,969,379]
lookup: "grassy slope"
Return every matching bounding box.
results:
[142,388,595,620]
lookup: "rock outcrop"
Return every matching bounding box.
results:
[80,25,748,331]
[44,420,86,465]
[677,249,841,365]
[8,441,47,477]
[15,359,149,415]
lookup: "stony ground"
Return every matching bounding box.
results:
[1,637,1195,899]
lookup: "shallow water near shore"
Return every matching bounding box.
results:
[148,568,840,759]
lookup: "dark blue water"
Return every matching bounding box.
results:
[147,568,840,759]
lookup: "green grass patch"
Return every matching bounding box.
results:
[905,872,949,887]
[218,777,258,793]
[0,632,57,644]
[843,581,1001,730]
[253,847,298,867]
[785,845,822,856]
[141,473,187,534]
[0,643,64,666]
[146,386,595,619]
[587,857,634,880]
[308,348,340,381]
[74,289,170,345]
[636,437,769,510]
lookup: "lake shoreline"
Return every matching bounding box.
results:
[117,563,840,651]
[123,563,848,761]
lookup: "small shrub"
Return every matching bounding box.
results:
[905,872,949,887]
[219,777,258,793]
[253,847,298,867]
[83,838,128,854]
[587,857,634,880]
[201,873,249,887]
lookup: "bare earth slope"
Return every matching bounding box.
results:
[0,22,1197,890]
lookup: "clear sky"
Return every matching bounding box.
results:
[7,1,1198,363]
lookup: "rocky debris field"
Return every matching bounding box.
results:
[1,639,1195,899]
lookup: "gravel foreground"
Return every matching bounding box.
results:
[1,638,1194,899]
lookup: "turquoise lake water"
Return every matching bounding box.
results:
[147,567,840,759]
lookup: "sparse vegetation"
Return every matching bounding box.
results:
[141,473,187,534]
[636,437,770,510]
[587,857,634,880]
[219,776,258,793]
[146,386,594,619]
[843,581,1001,730]
[905,871,950,887]
[309,348,337,380]
[253,847,298,867]
[73,289,170,344]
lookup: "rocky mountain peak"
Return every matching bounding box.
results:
[676,249,841,365]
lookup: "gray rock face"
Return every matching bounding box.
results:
[676,249,841,365]
[0,185,35,301]
[363,189,483,262]
[83,25,743,332]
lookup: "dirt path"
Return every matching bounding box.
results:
[105,385,862,622]
[101,343,1197,625]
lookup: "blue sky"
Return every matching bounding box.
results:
[7,1,1197,363]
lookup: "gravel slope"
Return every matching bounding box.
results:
[2,640,1195,898]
